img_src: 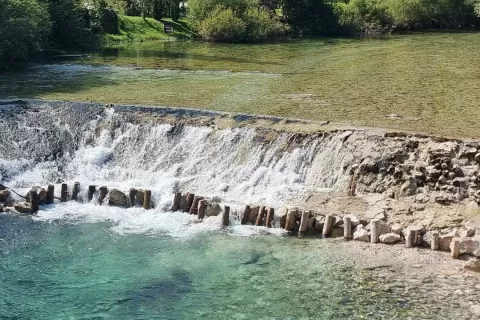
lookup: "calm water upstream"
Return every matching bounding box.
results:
[1,33,480,137]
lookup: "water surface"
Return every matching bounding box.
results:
[2,33,480,137]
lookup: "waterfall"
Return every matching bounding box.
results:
[0,99,383,237]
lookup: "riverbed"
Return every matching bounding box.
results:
[1,33,480,137]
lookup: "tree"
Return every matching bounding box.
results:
[0,0,51,66]
[282,0,339,35]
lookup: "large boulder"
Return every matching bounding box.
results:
[108,189,128,208]
[353,225,370,242]
[450,237,480,256]
[206,202,221,217]
[380,233,402,244]
[13,202,33,214]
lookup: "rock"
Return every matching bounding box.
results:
[439,235,454,251]
[333,216,344,227]
[459,227,476,238]
[13,202,33,214]
[391,224,403,235]
[338,131,353,142]
[403,225,424,245]
[434,193,454,204]
[353,225,370,242]
[399,176,417,197]
[108,189,128,208]
[475,153,480,163]
[25,187,47,205]
[464,258,480,272]
[471,304,480,316]
[452,177,465,187]
[438,175,447,184]
[314,219,324,233]
[0,190,11,202]
[379,233,402,244]
[206,202,221,217]
[451,237,480,255]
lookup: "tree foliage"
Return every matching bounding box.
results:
[282,0,339,35]
[189,0,284,42]
[0,0,51,65]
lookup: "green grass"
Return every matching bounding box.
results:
[104,15,196,44]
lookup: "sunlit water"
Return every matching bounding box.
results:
[2,33,480,137]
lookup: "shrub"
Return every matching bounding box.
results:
[198,6,247,41]
[0,0,51,66]
[244,8,285,41]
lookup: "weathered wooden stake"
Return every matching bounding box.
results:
[343,216,352,240]
[431,231,439,250]
[72,182,80,201]
[30,189,39,213]
[46,184,54,204]
[129,188,136,207]
[171,192,181,211]
[265,208,274,228]
[143,189,152,209]
[184,193,195,213]
[60,183,68,202]
[405,229,415,248]
[285,209,296,232]
[98,186,108,205]
[451,237,460,259]
[198,200,207,220]
[222,206,230,227]
[88,185,96,201]
[241,205,251,225]
[189,196,204,215]
[255,206,266,226]
[370,219,380,243]
[323,215,334,237]
[298,210,310,237]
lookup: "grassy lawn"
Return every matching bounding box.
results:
[104,15,196,44]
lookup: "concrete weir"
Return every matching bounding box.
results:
[0,99,480,271]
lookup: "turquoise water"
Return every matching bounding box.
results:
[0,210,414,320]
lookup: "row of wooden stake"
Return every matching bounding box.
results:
[170,192,230,226]
[27,183,153,213]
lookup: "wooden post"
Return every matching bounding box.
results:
[451,237,460,259]
[431,231,439,250]
[299,210,309,237]
[265,208,274,228]
[129,188,136,207]
[143,189,152,209]
[72,182,80,201]
[198,200,207,220]
[184,193,195,213]
[189,196,204,215]
[98,186,108,205]
[222,206,230,227]
[370,219,380,243]
[323,215,334,237]
[88,185,96,201]
[60,183,68,202]
[405,229,415,248]
[344,216,352,240]
[171,192,181,211]
[285,209,296,232]
[46,184,54,204]
[255,206,266,226]
[241,205,251,225]
[30,189,39,213]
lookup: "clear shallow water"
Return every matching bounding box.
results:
[0,211,421,320]
[2,33,480,137]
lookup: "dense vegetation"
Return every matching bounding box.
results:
[1,0,480,67]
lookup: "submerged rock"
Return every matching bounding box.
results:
[353,225,369,242]
[380,233,402,244]
[108,189,128,208]
[206,202,221,217]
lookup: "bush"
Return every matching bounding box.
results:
[198,6,247,41]
[190,0,286,42]
[0,0,51,66]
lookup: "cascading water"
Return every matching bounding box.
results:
[0,99,382,237]
[2,100,479,320]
